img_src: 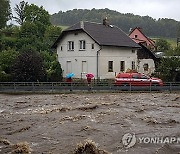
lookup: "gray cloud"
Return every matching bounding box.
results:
[10,0,180,21]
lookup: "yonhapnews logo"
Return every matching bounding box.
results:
[122,133,180,148]
[122,133,136,148]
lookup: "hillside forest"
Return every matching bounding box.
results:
[51,8,180,38]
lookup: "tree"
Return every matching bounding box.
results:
[0,0,11,29]
[0,49,18,81]
[17,21,39,49]
[166,46,180,56]
[15,3,52,51]
[0,25,20,51]
[40,51,62,81]
[17,21,46,52]
[155,39,171,52]
[0,30,3,51]
[173,47,180,56]
[157,57,180,82]
[24,4,51,37]
[177,23,180,37]
[12,50,46,82]
[43,25,62,50]
[13,0,28,25]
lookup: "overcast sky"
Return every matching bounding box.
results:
[10,0,180,21]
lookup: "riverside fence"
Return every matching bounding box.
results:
[0,81,180,93]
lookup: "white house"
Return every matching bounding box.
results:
[52,21,157,79]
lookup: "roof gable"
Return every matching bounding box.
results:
[52,21,140,48]
[129,27,155,47]
[137,43,158,60]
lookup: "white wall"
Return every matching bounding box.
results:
[137,59,155,76]
[57,31,100,78]
[99,46,137,79]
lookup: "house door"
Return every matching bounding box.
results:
[82,61,88,73]
[66,61,72,73]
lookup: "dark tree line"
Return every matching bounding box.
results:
[50,8,180,38]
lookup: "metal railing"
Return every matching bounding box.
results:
[0,81,180,93]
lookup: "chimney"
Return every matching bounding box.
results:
[80,21,84,29]
[103,17,109,26]
[129,28,132,33]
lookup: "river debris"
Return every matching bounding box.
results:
[74,139,110,154]
[0,138,31,154]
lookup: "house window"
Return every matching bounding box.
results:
[68,41,74,51]
[108,61,113,72]
[135,35,138,38]
[143,63,149,71]
[79,40,86,50]
[120,61,125,72]
[92,43,94,49]
[132,61,135,70]
[66,61,72,73]
[82,61,88,73]
[60,46,63,51]
[132,49,135,53]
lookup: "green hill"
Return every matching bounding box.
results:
[50,8,180,38]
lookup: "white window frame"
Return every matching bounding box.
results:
[68,41,74,51]
[132,61,136,70]
[66,61,72,74]
[82,61,88,73]
[92,43,94,49]
[79,40,86,50]
[108,61,113,72]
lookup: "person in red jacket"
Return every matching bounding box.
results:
[66,77,72,83]
[87,77,92,85]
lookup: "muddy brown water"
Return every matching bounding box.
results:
[0,93,180,154]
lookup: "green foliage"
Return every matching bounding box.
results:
[50,8,180,38]
[173,47,180,56]
[155,39,171,52]
[0,32,2,51]
[17,21,40,51]
[24,4,51,37]
[0,49,19,81]
[0,0,11,29]
[0,25,20,51]
[157,57,180,82]
[14,3,53,52]
[13,0,28,25]
[47,60,62,82]
[43,25,62,50]
[12,50,46,82]
[40,51,62,81]
[177,23,180,37]
[0,2,63,82]
[166,47,180,56]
